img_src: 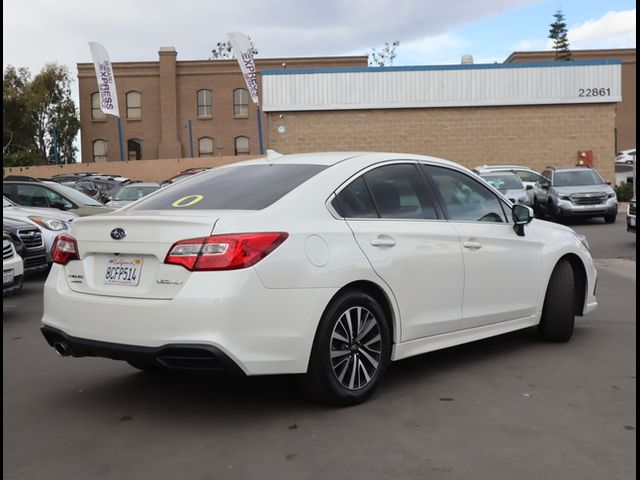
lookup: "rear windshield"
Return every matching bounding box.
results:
[481,174,524,190]
[129,164,328,211]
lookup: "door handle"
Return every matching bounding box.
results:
[370,236,396,247]
[462,241,482,250]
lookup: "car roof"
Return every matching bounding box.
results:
[479,171,519,177]
[121,182,160,188]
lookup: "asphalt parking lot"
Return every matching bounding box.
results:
[3,213,636,480]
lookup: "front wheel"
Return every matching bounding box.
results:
[303,290,391,406]
[604,214,617,224]
[539,259,576,342]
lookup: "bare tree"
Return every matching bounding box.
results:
[369,41,400,67]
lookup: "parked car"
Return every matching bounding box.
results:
[615,148,636,164]
[534,166,618,223]
[80,175,132,202]
[106,183,161,208]
[3,179,114,216]
[477,171,533,207]
[627,197,636,233]
[473,165,546,190]
[3,218,48,275]
[160,168,210,187]
[3,232,24,296]
[3,196,76,263]
[50,172,102,183]
[41,152,597,405]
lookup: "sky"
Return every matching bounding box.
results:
[2,0,635,160]
[3,0,635,77]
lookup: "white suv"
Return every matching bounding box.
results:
[615,148,636,164]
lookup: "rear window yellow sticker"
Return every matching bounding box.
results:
[172,194,204,208]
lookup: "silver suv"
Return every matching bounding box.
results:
[535,167,618,223]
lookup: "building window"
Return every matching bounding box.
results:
[126,91,141,120]
[197,89,212,118]
[234,136,250,155]
[198,137,214,156]
[93,139,108,162]
[233,89,249,118]
[127,139,142,160]
[91,92,105,120]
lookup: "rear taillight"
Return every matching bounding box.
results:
[164,233,288,271]
[51,234,79,265]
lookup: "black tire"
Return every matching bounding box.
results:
[539,259,576,342]
[604,214,616,224]
[303,290,392,406]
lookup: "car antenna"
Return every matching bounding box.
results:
[265,149,283,166]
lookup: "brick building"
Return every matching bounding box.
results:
[505,49,636,152]
[262,59,623,182]
[77,50,367,163]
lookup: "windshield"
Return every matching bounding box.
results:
[114,185,159,201]
[553,170,604,187]
[47,182,105,206]
[481,174,524,190]
[130,164,328,211]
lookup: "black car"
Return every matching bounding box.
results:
[2,218,48,275]
[50,172,102,183]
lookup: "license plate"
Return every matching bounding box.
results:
[104,257,143,286]
[3,269,14,285]
[631,217,636,227]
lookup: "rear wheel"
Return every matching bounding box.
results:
[604,214,616,224]
[539,259,576,342]
[303,290,391,406]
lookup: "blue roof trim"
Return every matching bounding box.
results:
[262,59,622,76]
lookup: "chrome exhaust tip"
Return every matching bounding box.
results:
[53,341,69,357]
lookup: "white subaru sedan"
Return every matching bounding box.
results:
[42,152,597,405]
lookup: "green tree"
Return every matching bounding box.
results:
[549,9,572,61]
[210,39,259,60]
[27,64,80,164]
[369,41,400,67]
[3,66,39,165]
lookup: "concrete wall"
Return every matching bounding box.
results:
[267,103,616,182]
[3,155,259,183]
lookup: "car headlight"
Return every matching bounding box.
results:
[572,232,590,251]
[517,194,529,203]
[559,194,571,200]
[28,216,68,231]
[607,192,616,199]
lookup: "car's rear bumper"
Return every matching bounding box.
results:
[41,264,336,375]
[41,325,245,373]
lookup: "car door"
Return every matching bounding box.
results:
[422,164,542,329]
[335,162,464,341]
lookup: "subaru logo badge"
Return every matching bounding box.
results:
[110,228,126,240]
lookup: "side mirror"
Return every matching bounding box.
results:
[512,205,534,237]
[526,184,534,190]
[50,200,69,211]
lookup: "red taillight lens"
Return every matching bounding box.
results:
[164,233,288,271]
[51,234,79,265]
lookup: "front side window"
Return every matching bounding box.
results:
[126,92,141,120]
[234,136,250,155]
[364,164,436,219]
[127,139,142,160]
[93,139,108,162]
[424,165,507,223]
[91,92,105,120]
[15,184,72,209]
[233,89,249,117]
[129,164,328,211]
[197,89,212,118]
[198,137,214,157]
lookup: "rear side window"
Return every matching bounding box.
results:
[129,164,327,211]
[334,177,378,218]
[364,164,436,219]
